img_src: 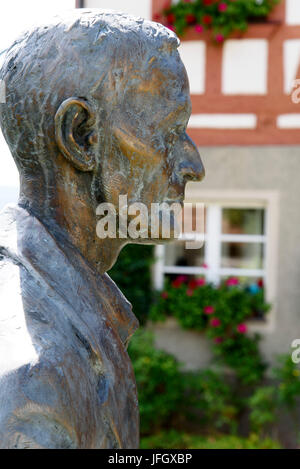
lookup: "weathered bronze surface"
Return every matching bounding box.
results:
[0,9,204,449]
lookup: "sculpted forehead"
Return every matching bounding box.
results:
[114,50,191,130]
[138,52,189,100]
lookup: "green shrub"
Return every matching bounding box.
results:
[128,329,239,435]
[129,331,299,445]
[273,355,300,409]
[248,386,278,432]
[112,247,298,444]
[249,355,300,434]
[109,244,154,324]
[182,370,238,433]
[140,430,281,449]
[128,329,184,434]
[213,333,266,385]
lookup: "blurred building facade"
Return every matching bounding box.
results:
[0,0,299,368]
[78,0,300,368]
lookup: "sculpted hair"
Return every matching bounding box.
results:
[0,9,179,179]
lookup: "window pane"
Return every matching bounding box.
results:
[222,208,265,235]
[221,242,264,269]
[164,241,205,267]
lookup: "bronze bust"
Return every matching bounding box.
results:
[0,9,204,449]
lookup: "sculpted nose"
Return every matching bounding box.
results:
[178,134,205,183]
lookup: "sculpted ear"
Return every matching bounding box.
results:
[55,97,97,172]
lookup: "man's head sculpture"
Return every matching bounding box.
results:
[0,9,204,273]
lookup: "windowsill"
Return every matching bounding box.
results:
[247,306,276,334]
[148,314,274,335]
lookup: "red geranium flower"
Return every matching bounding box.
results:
[195,24,204,33]
[210,318,221,327]
[161,291,168,299]
[204,305,215,315]
[167,13,175,24]
[196,277,206,286]
[186,14,196,24]
[188,279,197,290]
[203,15,212,25]
[214,337,223,344]
[237,323,247,334]
[188,277,205,289]
[215,33,224,43]
[226,277,239,286]
[218,3,228,12]
[172,275,187,288]
[186,288,194,297]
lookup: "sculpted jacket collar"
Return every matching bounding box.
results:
[0,205,139,449]
[0,204,139,345]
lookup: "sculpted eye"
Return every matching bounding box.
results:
[167,124,186,146]
[175,124,186,135]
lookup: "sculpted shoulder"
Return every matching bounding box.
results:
[0,256,77,449]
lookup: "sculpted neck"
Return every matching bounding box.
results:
[18,173,126,275]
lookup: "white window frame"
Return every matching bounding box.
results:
[153,190,279,332]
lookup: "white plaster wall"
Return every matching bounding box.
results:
[222,39,268,95]
[178,41,206,94]
[188,114,257,129]
[283,39,300,94]
[286,0,300,25]
[148,318,214,371]
[156,146,300,369]
[84,0,151,19]
[277,114,300,128]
